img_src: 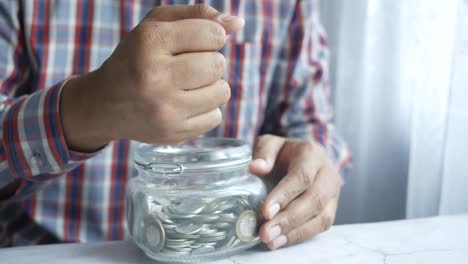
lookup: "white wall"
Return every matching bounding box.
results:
[320,0,468,224]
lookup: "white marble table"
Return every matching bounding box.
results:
[1,214,467,264]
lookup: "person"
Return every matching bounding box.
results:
[0,1,350,251]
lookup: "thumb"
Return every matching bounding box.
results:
[249,135,286,176]
[147,4,245,34]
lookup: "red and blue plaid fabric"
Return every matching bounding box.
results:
[0,0,350,246]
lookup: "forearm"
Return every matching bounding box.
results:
[0,79,107,202]
[60,69,114,152]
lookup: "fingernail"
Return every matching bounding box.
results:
[270,235,287,250]
[216,14,237,23]
[266,225,282,243]
[267,203,281,219]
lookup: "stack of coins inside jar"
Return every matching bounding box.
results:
[129,193,263,256]
[127,139,268,262]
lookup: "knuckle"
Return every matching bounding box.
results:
[206,22,226,47]
[291,230,303,245]
[284,213,300,228]
[313,192,326,212]
[320,215,333,231]
[139,22,172,48]
[282,188,299,204]
[213,52,226,77]
[298,169,312,187]
[194,4,214,17]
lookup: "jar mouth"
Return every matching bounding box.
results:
[134,138,252,176]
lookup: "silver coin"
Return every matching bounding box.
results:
[218,213,238,222]
[171,198,206,215]
[211,222,232,229]
[200,230,226,238]
[236,210,258,242]
[143,216,165,252]
[175,223,202,235]
[212,201,237,212]
[152,197,172,207]
[197,234,226,243]
[165,242,193,249]
[157,212,174,224]
[200,228,218,235]
[162,223,177,230]
[148,203,163,214]
[192,245,215,254]
[172,214,220,222]
[167,233,200,239]
[166,238,190,243]
[165,238,193,246]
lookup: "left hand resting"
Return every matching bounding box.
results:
[249,135,343,250]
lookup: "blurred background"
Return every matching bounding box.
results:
[320,0,468,224]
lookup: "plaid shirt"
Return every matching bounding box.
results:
[0,0,350,246]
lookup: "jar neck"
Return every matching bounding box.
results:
[137,166,249,189]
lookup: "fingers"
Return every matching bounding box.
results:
[262,142,323,220]
[170,52,226,90]
[259,166,342,243]
[179,80,230,118]
[146,4,221,21]
[249,135,286,176]
[146,19,227,54]
[146,4,245,35]
[277,197,339,249]
[181,108,223,137]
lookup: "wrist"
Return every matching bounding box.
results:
[60,70,115,152]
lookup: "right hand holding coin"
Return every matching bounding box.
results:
[61,5,245,150]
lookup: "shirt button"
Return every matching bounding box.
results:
[30,152,43,170]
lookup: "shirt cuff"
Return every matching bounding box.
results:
[2,79,105,181]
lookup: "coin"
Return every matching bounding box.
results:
[197,233,227,243]
[200,230,226,238]
[212,222,232,229]
[157,211,174,224]
[143,216,165,252]
[236,210,258,242]
[152,196,172,207]
[175,223,202,235]
[171,198,206,215]
[168,233,200,239]
[218,213,237,222]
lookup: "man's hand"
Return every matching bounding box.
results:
[61,5,244,151]
[249,135,343,250]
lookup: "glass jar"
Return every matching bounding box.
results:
[126,138,268,263]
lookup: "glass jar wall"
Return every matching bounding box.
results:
[126,138,268,263]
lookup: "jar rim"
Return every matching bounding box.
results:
[134,138,252,175]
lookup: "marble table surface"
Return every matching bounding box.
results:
[1,214,467,264]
